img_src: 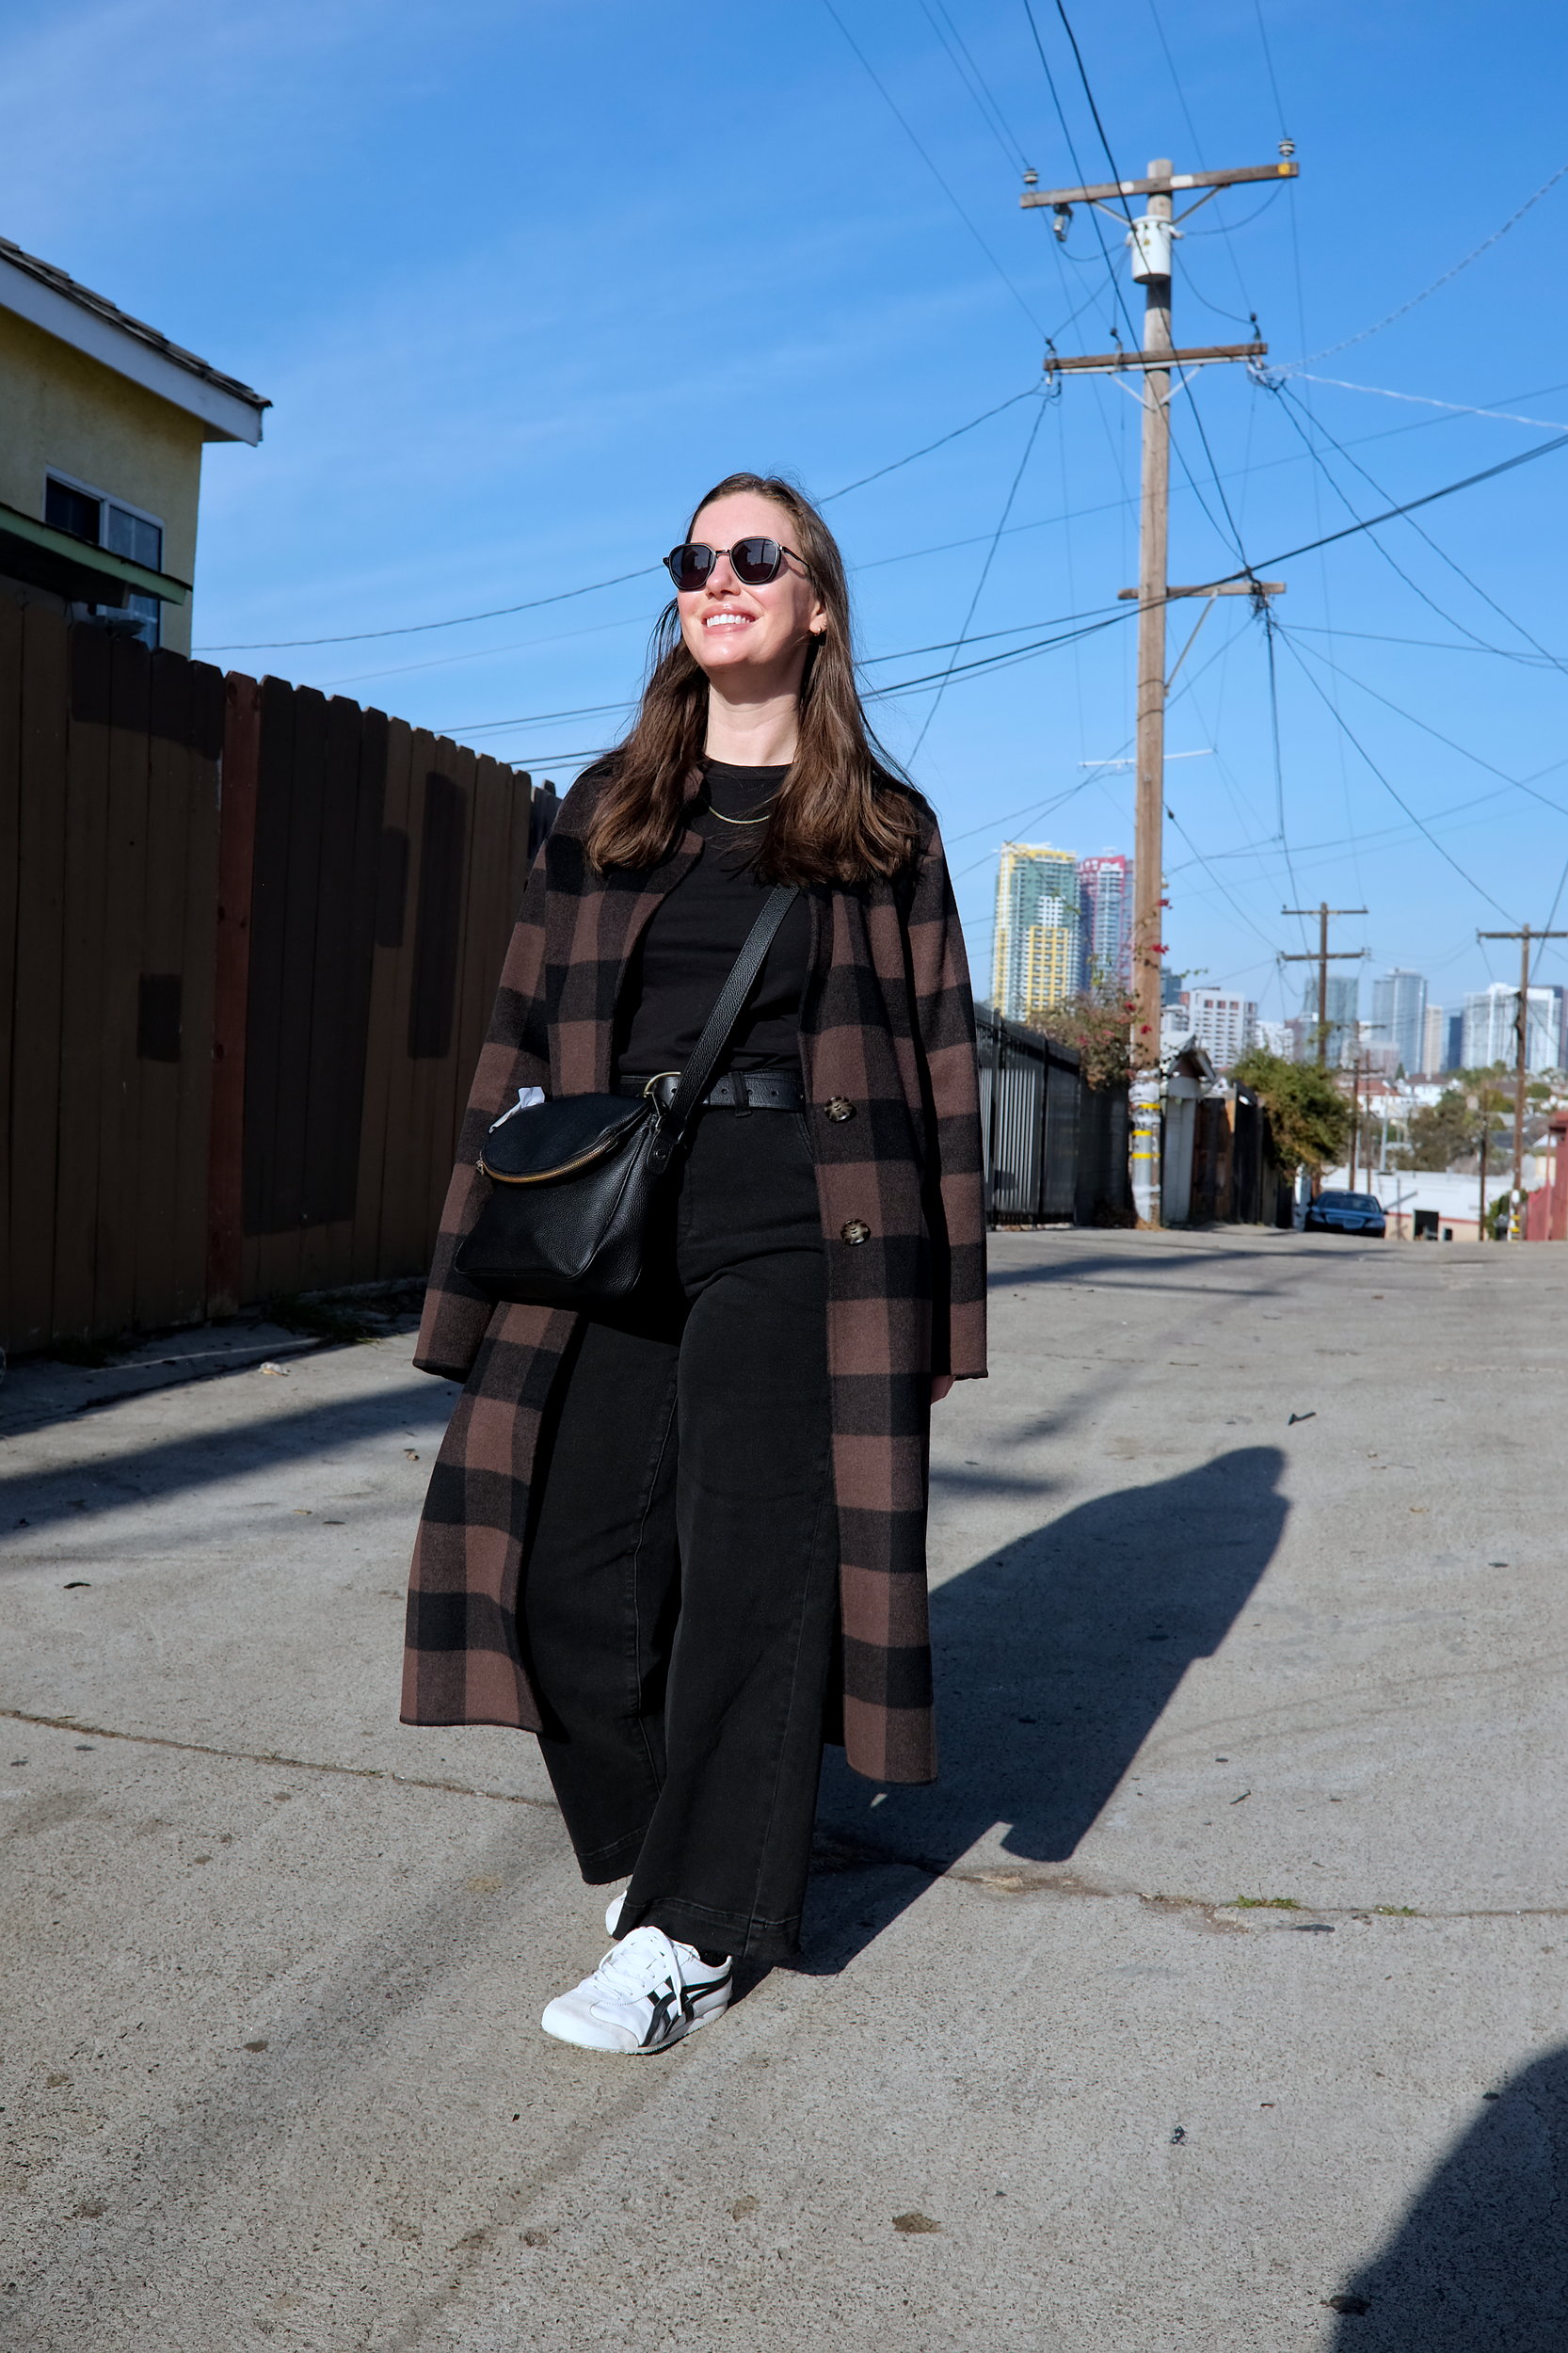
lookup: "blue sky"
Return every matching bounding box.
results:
[4,0,1567,1026]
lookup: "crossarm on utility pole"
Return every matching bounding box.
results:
[1021,160,1299,209]
[1043,342,1266,374]
[1280,903,1368,1069]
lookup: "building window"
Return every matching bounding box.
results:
[44,472,164,648]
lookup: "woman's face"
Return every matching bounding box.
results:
[676,492,827,690]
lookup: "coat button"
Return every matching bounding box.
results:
[824,1096,856,1122]
[840,1219,871,1245]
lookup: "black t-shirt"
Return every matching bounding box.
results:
[614,760,811,1079]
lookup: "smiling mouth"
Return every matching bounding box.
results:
[702,611,755,631]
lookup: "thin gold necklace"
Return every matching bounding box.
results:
[708,802,775,826]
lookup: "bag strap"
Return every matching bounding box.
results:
[664,884,800,1133]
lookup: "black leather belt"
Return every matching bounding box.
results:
[618,1071,804,1112]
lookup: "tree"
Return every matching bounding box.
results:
[1230,1048,1353,1176]
[1387,1078,1512,1171]
[1032,984,1136,1090]
[1391,1089,1482,1171]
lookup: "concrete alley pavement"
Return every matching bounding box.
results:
[3,1229,1567,2351]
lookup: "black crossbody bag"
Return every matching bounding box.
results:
[454,883,799,1310]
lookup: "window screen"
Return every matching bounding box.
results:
[44,477,102,543]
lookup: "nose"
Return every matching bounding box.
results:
[705,548,742,594]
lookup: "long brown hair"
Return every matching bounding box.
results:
[584,472,920,884]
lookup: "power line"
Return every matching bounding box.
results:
[1285,375,1568,432]
[822,384,1043,502]
[918,0,1031,174]
[1050,0,1137,220]
[1164,801,1284,953]
[1020,0,1136,342]
[946,621,1240,871]
[197,564,664,654]
[1272,378,1568,674]
[1207,424,1568,587]
[1259,600,1299,897]
[1295,160,1568,366]
[1272,627,1568,823]
[911,394,1050,755]
[198,381,1044,653]
[426,426,1568,743]
[819,0,1050,336]
[1250,0,1289,136]
[1272,629,1516,919]
[855,376,1568,576]
[1261,378,1528,661]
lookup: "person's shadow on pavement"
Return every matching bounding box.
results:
[1322,2047,1568,2348]
[799,1444,1288,1969]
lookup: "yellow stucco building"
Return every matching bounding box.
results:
[0,236,266,656]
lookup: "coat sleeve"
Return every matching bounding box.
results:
[411,838,552,1381]
[905,819,987,1379]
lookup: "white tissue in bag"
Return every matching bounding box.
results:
[488,1085,546,1130]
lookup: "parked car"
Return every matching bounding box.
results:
[1304,1188,1386,1237]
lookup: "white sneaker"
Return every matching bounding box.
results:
[541,1925,732,2055]
[604,1891,625,1937]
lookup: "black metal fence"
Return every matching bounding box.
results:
[976,1005,1132,1227]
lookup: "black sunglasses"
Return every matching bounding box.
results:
[664,537,807,592]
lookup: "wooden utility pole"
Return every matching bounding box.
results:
[1476,923,1568,1237]
[1020,150,1298,1225]
[1280,904,1368,1066]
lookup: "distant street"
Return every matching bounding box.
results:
[4,1230,1568,2351]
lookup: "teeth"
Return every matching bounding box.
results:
[704,612,751,626]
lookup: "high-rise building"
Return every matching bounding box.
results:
[1461,982,1562,1073]
[1447,1011,1464,1070]
[1297,972,1359,1065]
[992,843,1083,1023]
[1254,1018,1291,1058]
[1370,968,1428,1075]
[1077,853,1132,988]
[1181,990,1256,1068]
[1421,1002,1448,1076]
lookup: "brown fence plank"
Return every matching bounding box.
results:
[260,680,328,1295]
[378,735,445,1277]
[244,679,324,1301]
[49,626,115,1338]
[90,633,152,1337]
[8,600,72,1353]
[207,675,261,1314]
[0,591,24,1349]
[422,737,480,1244]
[130,654,193,1329]
[350,713,412,1283]
[169,660,224,1327]
[160,654,226,1337]
[296,695,365,1297]
[449,751,514,1158]
[238,677,296,1303]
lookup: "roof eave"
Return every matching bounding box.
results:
[0,246,268,444]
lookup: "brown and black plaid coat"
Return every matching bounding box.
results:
[402,773,985,1784]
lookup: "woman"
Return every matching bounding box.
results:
[404,472,985,2054]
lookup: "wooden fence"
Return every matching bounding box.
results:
[0,586,547,1355]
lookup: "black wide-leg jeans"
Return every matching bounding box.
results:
[520,1105,837,1962]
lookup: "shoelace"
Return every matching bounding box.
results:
[591,1925,689,2008]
